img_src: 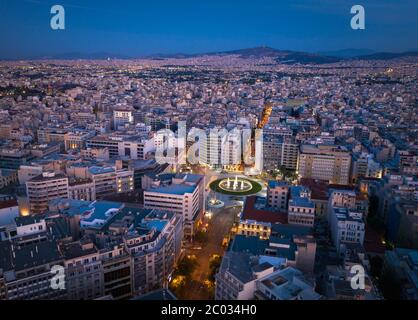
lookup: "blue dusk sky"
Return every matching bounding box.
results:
[0,0,417,58]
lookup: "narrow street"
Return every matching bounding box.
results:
[180,205,241,300]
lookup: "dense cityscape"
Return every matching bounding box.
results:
[0,48,416,301]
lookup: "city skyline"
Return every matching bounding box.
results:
[0,0,417,304]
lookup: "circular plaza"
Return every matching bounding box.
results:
[209,176,262,196]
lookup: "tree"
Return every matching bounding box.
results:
[194,230,208,243]
[208,255,222,282]
[174,255,198,278]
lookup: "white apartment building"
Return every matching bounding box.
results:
[329,207,365,250]
[15,216,47,237]
[143,173,205,238]
[86,135,154,160]
[113,109,134,129]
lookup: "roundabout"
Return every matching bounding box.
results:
[209,176,262,196]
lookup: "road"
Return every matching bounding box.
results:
[180,205,241,300]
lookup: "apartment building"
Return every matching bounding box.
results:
[288,197,315,227]
[215,252,274,300]
[0,239,67,300]
[254,267,321,300]
[143,173,205,238]
[99,243,133,300]
[68,179,96,201]
[263,136,299,171]
[64,130,96,152]
[267,180,289,212]
[0,148,35,170]
[86,136,120,158]
[298,144,351,185]
[329,207,365,250]
[63,240,104,300]
[123,210,183,295]
[26,172,69,214]
[113,108,134,129]
[88,166,133,198]
[86,134,153,160]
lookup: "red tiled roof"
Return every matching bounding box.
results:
[300,178,363,201]
[242,196,288,224]
[300,178,329,201]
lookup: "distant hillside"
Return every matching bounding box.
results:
[355,51,418,60]
[213,46,292,58]
[32,52,132,60]
[276,52,341,64]
[202,47,341,64]
[318,49,376,58]
[7,47,418,64]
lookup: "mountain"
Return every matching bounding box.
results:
[4,47,418,64]
[211,46,292,58]
[318,48,376,58]
[355,51,418,60]
[152,47,342,64]
[275,51,341,64]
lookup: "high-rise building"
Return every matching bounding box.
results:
[122,209,183,295]
[263,136,299,171]
[143,173,205,238]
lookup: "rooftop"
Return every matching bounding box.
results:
[242,196,287,224]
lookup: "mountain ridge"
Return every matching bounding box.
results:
[3,46,418,63]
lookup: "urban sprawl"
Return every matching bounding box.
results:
[0,52,417,300]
